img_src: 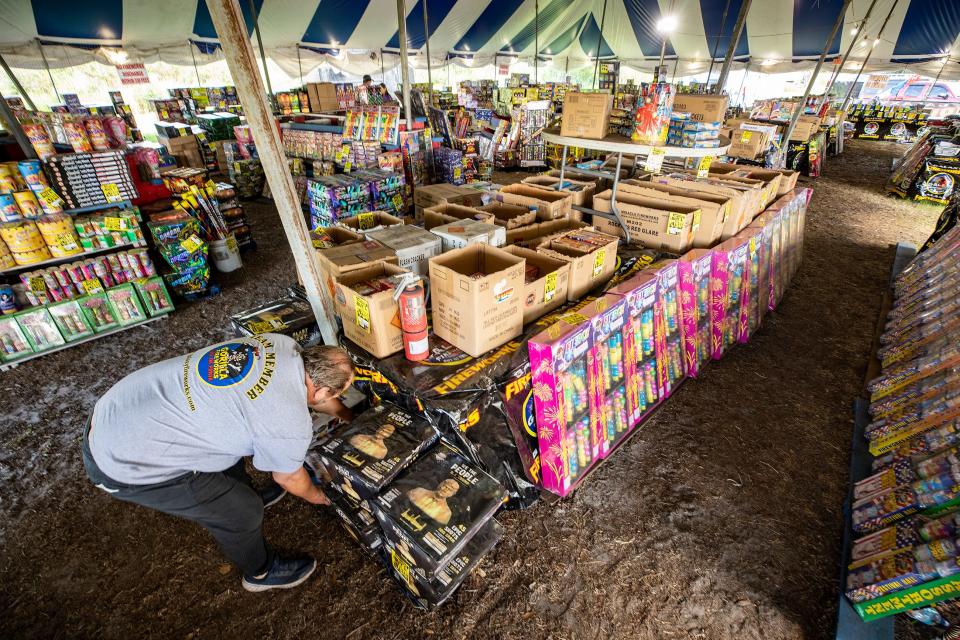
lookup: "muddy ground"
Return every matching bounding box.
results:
[0,139,944,639]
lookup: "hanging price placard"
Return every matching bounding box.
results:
[104,216,127,232]
[697,156,714,178]
[643,147,666,173]
[180,234,203,253]
[101,183,122,203]
[354,295,371,332]
[593,249,606,276]
[544,272,557,302]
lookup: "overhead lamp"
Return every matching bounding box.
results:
[760,58,777,66]
[655,15,678,34]
[102,47,128,65]
[850,27,858,36]
[464,44,470,51]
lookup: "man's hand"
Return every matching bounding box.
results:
[272,467,330,506]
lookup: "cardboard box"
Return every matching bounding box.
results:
[508,218,590,249]
[672,94,729,123]
[497,183,573,221]
[521,175,597,207]
[775,169,799,195]
[502,245,570,324]
[422,203,494,230]
[560,92,613,139]
[430,220,506,251]
[429,244,525,356]
[537,229,619,300]
[306,82,338,112]
[161,134,204,168]
[478,202,537,229]
[414,184,484,220]
[706,162,782,207]
[367,225,442,275]
[618,180,729,249]
[311,226,363,249]
[593,190,700,253]
[545,168,616,192]
[337,211,404,235]
[335,262,408,358]
[649,173,749,234]
[316,239,398,300]
[726,129,770,160]
[789,120,819,142]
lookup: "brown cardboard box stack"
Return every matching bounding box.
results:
[162,135,204,168]
[306,82,339,113]
[414,183,484,220]
[559,92,613,139]
[498,183,573,220]
[672,94,729,123]
[316,240,398,300]
[502,246,570,323]
[335,262,408,358]
[537,229,619,301]
[592,188,700,254]
[520,175,596,207]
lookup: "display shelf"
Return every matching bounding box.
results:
[0,313,169,371]
[541,129,731,158]
[0,238,147,276]
[62,200,134,216]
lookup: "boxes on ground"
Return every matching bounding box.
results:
[368,225,441,275]
[478,202,537,229]
[335,262,408,358]
[498,183,573,220]
[414,184,484,220]
[672,94,729,123]
[537,229,619,301]
[429,244,525,357]
[161,134,204,168]
[789,120,819,142]
[520,175,596,207]
[559,92,613,139]
[430,221,506,251]
[315,239,398,299]
[337,211,404,235]
[502,246,570,324]
[707,162,782,207]
[593,188,700,253]
[311,226,364,249]
[231,295,323,346]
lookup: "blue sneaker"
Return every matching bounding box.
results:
[259,482,287,509]
[242,555,317,592]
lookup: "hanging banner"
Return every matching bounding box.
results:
[115,64,150,85]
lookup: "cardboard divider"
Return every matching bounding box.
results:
[478,202,538,229]
[311,226,364,249]
[337,211,404,235]
[537,229,619,301]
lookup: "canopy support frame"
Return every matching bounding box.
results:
[0,52,36,111]
[714,0,752,94]
[840,0,902,114]
[817,0,881,112]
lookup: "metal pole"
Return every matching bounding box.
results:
[714,0,752,94]
[705,0,732,89]
[781,0,852,153]
[422,0,433,104]
[246,0,276,113]
[205,0,338,345]
[593,0,609,89]
[0,53,36,111]
[918,54,952,109]
[296,44,303,86]
[396,0,414,123]
[189,40,202,86]
[36,40,60,103]
[817,0,881,111]
[840,0,901,113]
[0,94,37,158]
[534,0,539,84]
[380,48,386,81]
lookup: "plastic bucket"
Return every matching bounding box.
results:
[210,233,243,272]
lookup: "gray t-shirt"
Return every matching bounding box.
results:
[90,333,312,485]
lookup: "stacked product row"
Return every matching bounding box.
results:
[306,403,506,609]
[307,170,407,228]
[845,224,960,621]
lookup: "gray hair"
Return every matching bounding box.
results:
[300,345,353,394]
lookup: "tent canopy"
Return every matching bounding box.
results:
[0,0,959,78]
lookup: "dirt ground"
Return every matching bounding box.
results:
[0,139,944,640]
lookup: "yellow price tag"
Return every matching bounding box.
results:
[692,210,702,233]
[390,550,413,588]
[749,237,757,255]
[344,161,352,173]
[593,249,606,277]
[180,234,203,253]
[667,212,686,235]
[740,131,753,143]
[28,276,45,291]
[453,167,462,181]
[357,212,375,230]
[101,183,122,203]
[233,162,242,173]
[82,279,103,294]
[354,295,371,333]
[104,216,126,232]
[56,233,78,249]
[38,187,63,207]
[697,156,713,178]
[561,312,589,325]
[643,147,666,173]
[392,194,404,211]
[544,272,557,302]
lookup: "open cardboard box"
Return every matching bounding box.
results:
[414,183,484,220]
[537,229,619,300]
[337,211,404,235]
[560,92,613,139]
[478,202,537,229]
[428,244,525,357]
[430,220,506,251]
[316,239,398,300]
[502,245,571,323]
[311,226,363,249]
[521,175,597,207]
[335,262,408,359]
[498,183,573,221]
[367,225,441,275]
[423,203,495,230]
[593,189,700,253]
[508,218,590,249]
[706,162,783,207]
[619,180,729,249]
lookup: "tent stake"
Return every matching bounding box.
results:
[714,0,752,94]
[0,52,36,111]
[205,0,338,345]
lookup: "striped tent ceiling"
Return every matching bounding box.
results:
[0,0,958,77]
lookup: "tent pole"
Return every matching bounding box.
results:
[781,0,852,157]
[396,0,414,124]
[593,0,609,89]
[918,54,952,109]
[205,0,338,345]
[296,44,303,86]
[714,0,752,94]
[817,0,881,111]
[840,0,901,114]
[380,48,385,81]
[246,0,276,113]
[0,53,36,111]
[189,40,202,86]
[422,0,433,104]
[534,0,539,84]
[706,0,732,89]
[36,40,60,103]
[0,94,37,158]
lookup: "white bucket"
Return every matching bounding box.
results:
[210,233,243,272]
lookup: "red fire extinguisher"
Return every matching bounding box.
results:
[393,273,429,361]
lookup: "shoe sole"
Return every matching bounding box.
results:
[263,490,288,509]
[241,559,317,593]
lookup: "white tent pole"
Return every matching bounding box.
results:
[781,0,852,155]
[422,0,433,103]
[205,0,339,345]
[397,0,414,122]
[840,0,901,113]
[714,0,752,94]
[188,40,202,86]
[0,53,36,111]
[817,0,881,111]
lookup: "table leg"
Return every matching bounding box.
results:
[609,152,631,244]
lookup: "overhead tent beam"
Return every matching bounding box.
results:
[36,40,60,103]
[817,0,882,111]
[840,0,902,114]
[422,0,433,103]
[781,0,853,158]
[205,0,338,345]
[396,0,413,123]
[714,0,752,94]
[0,53,36,111]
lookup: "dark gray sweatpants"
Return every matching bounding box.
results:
[82,425,273,576]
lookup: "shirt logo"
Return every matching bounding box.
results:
[197,342,257,388]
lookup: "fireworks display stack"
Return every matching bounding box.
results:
[44,151,138,208]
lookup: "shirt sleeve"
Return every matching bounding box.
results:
[251,436,311,474]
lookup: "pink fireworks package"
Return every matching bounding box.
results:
[528,311,597,496]
[708,236,750,360]
[678,249,713,377]
[649,260,686,395]
[749,210,779,313]
[732,225,766,342]
[581,295,630,458]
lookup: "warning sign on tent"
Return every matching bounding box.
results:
[115,64,150,85]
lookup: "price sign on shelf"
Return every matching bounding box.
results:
[82,279,104,294]
[180,234,203,253]
[643,147,666,173]
[104,216,126,232]
[697,156,714,178]
[38,187,64,207]
[593,249,606,276]
[101,183,122,203]
[28,276,45,292]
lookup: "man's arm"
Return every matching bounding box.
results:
[313,397,353,423]
[272,467,330,505]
